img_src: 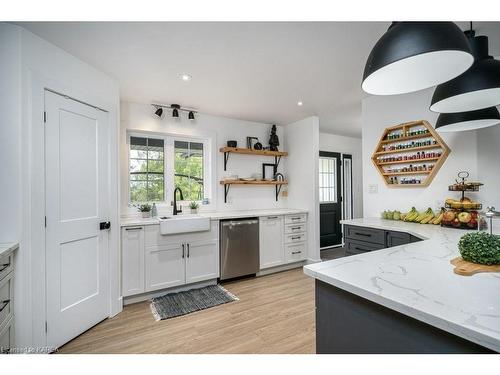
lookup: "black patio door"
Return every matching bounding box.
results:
[319,151,342,248]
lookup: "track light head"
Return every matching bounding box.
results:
[188,111,195,120]
[154,106,163,118]
[171,104,180,118]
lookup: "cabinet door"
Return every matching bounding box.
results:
[145,242,185,292]
[259,216,285,269]
[185,239,219,284]
[121,227,145,297]
[385,231,411,248]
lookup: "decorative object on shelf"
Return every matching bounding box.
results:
[220,146,288,171]
[371,120,450,187]
[435,107,500,132]
[275,173,284,182]
[269,124,280,151]
[136,203,152,218]
[151,103,197,120]
[362,22,473,95]
[246,136,259,149]
[253,142,263,150]
[227,140,237,148]
[441,171,485,230]
[262,163,277,180]
[431,23,500,114]
[189,201,199,214]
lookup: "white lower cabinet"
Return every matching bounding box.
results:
[259,214,308,270]
[121,222,219,298]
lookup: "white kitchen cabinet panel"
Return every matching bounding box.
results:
[259,216,285,269]
[145,243,185,292]
[284,214,307,225]
[185,239,219,284]
[285,242,307,263]
[121,227,145,297]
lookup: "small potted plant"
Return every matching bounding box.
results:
[189,201,199,214]
[137,203,152,218]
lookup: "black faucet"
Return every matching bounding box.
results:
[173,187,184,215]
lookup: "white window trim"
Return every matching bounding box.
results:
[126,129,216,212]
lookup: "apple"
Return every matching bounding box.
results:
[458,211,472,224]
[470,211,478,219]
[452,218,461,228]
[443,210,456,222]
[467,219,478,228]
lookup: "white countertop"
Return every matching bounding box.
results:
[0,242,19,258]
[303,218,500,352]
[121,208,308,227]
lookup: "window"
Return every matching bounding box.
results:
[174,141,204,201]
[129,136,164,202]
[319,156,337,203]
[128,133,211,205]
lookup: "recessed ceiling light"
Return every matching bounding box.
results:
[180,73,192,81]
[297,101,303,106]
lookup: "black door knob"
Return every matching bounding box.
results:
[100,221,111,230]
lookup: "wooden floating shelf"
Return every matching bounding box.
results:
[219,147,288,157]
[374,143,441,156]
[220,179,288,185]
[375,157,440,166]
[380,132,432,144]
[382,171,431,176]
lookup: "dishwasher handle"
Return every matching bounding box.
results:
[222,219,259,227]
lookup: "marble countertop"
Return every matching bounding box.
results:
[121,208,308,227]
[303,218,500,352]
[0,242,19,258]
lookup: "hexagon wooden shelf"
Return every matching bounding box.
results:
[371,120,451,188]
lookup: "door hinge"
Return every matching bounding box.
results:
[43,111,47,123]
[45,321,48,333]
[45,216,47,227]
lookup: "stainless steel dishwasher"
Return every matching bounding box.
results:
[220,218,259,280]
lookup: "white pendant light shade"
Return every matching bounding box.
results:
[435,107,500,132]
[362,22,473,95]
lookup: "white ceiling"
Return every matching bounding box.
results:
[16,22,500,137]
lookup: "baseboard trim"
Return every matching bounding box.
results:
[257,261,307,276]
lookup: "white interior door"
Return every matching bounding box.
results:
[45,90,110,348]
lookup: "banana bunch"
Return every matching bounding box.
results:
[419,208,435,224]
[404,207,419,222]
[430,208,445,225]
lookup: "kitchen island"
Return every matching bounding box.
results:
[303,218,500,353]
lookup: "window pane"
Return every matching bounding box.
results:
[130,159,147,173]
[130,149,147,159]
[147,180,164,201]
[174,141,204,201]
[148,160,163,173]
[130,173,147,181]
[319,156,337,203]
[130,181,148,202]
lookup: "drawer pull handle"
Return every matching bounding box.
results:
[267,216,279,219]
[0,263,10,272]
[187,243,190,258]
[291,226,301,230]
[291,236,301,240]
[291,251,302,255]
[355,232,371,237]
[291,217,301,221]
[182,244,185,258]
[0,300,10,312]
[125,227,142,231]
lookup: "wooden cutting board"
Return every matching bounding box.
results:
[450,257,500,276]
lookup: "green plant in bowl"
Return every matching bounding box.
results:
[458,232,500,265]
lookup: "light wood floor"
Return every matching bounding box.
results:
[59,268,315,354]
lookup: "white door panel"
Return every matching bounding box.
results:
[259,216,285,269]
[185,240,219,284]
[45,90,109,349]
[145,243,185,292]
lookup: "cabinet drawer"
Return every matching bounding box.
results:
[0,253,13,282]
[285,233,307,244]
[345,238,385,254]
[285,223,307,234]
[285,214,306,225]
[344,225,385,245]
[0,273,12,328]
[0,316,13,354]
[285,243,307,263]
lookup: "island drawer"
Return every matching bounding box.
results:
[285,223,307,234]
[344,225,385,245]
[345,238,385,255]
[285,214,306,225]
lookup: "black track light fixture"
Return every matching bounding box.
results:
[435,107,500,133]
[362,22,473,95]
[430,23,500,113]
[154,106,163,118]
[188,111,195,120]
[171,104,180,118]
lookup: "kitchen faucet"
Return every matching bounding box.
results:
[173,187,184,215]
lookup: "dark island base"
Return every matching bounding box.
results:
[315,280,493,354]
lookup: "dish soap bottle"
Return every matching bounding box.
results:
[151,203,158,218]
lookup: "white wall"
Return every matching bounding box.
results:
[120,101,287,213]
[362,88,479,218]
[477,124,500,209]
[0,24,120,347]
[285,117,320,262]
[319,133,363,218]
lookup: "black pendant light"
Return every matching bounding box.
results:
[435,107,500,132]
[430,26,500,113]
[154,106,163,118]
[188,111,195,120]
[171,104,180,118]
[362,22,473,95]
